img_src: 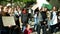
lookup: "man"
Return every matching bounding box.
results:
[37,7,48,34]
[21,8,28,32]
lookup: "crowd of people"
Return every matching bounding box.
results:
[0,4,60,34]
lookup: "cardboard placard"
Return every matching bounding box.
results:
[2,16,16,27]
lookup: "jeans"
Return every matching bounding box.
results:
[37,24,41,34]
[34,17,39,31]
[34,24,38,31]
[42,25,47,34]
[22,25,26,32]
[50,25,56,33]
[37,25,47,34]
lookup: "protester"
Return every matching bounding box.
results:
[49,6,58,34]
[14,6,21,27]
[34,8,39,31]
[21,8,28,32]
[16,6,21,17]
[41,7,48,34]
[37,7,48,34]
[37,8,43,34]
[2,6,10,16]
[24,24,32,34]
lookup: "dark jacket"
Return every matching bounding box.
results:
[0,14,3,27]
[21,12,28,25]
[40,11,47,25]
[41,11,47,21]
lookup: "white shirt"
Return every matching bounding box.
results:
[49,11,57,25]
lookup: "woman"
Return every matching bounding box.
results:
[49,6,58,33]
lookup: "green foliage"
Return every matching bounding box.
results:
[14,0,36,3]
[0,0,36,7]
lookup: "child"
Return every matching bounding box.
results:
[24,24,32,34]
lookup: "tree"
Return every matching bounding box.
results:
[0,0,36,7]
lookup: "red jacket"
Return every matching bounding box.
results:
[24,28,32,34]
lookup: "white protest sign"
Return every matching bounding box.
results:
[2,16,16,27]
